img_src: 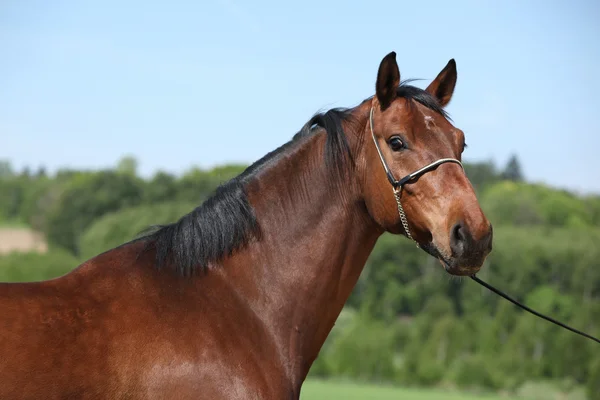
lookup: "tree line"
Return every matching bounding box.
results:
[0,155,599,399]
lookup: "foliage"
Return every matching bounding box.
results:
[0,160,13,178]
[322,313,398,382]
[480,181,594,228]
[501,154,524,182]
[45,170,146,254]
[0,248,80,282]
[0,159,247,244]
[116,155,138,176]
[300,379,523,400]
[174,164,247,204]
[79,201,196,260]
[462,160,500,195]
[587,357,600,400]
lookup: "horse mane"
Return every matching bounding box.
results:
[136,82,447,277]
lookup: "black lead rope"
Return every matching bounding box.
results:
[470,275,600,344]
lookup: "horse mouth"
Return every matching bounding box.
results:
[419,241,480,276]
[437,257,480,276]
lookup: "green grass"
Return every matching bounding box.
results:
[300,380,521,400]
[0,219,29,228]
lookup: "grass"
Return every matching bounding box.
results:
[300,380,522,400]
[0,219,29,228]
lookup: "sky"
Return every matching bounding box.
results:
[1,0,599,194]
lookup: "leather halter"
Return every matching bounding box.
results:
[369,106,464,245]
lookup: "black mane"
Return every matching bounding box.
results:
[137,82,446,276]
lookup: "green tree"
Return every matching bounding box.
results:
[35,166,47,178]
[0,248,80,282]
[481,181,593,228]
[0,160,13,178]
[175,164,247,203]
[143,171,178,204]
[463,160,501,193]
[502,154,524,182]
[350,233,432,319]
[80,201,195,260]
[324,313,398,382]
[0,176,25,222]
[116,155,138,176]
[587,345,600,399]
[45,171,145,254]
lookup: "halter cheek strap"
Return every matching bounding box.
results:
[369,106,464,246]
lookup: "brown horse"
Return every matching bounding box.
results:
[0,52,492,399]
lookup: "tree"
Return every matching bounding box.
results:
[35,166,47,178]
[143,171,178,204]
[175,164,246,204]
[0,248,80,282]
[45,171,145,254]
[116,155,138,176]
[463,160,501,192]
[502,154,524,182]
[20,166,32,179]
[587,338,600,399]
[0,160,13,178]
[79,201,196,260]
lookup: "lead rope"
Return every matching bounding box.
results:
[470,275,600,344]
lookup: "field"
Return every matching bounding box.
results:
[300,380,522,400]
[0,227,47,255]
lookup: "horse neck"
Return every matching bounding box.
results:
[226,118,382,386]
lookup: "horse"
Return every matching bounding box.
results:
[0,52,493,399]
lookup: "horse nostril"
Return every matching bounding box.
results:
[450,221,493,259]
[452,223,466,243]
[450,222,467,256]
[483,224,493,251]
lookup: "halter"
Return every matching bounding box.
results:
[369,106,463,245]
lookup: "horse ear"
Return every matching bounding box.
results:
[425,59,457,107]
[376,51,400,111]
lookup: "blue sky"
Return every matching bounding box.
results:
[1,0,599,194]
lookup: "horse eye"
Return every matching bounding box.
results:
[388,137,405,151]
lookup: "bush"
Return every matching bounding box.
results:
[481,181,592,228]
[324,312,398,383]
[80,201,196,261]
[45,171,146,254]
[587,357,600,400]
[446,354,501,390]
[516,381,587,400]
[309,308,358,378]
[0,248,80,282]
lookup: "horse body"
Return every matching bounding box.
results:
[0,52,493,399]
[1,244,279,399]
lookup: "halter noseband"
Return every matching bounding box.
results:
[369,106,464,246]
